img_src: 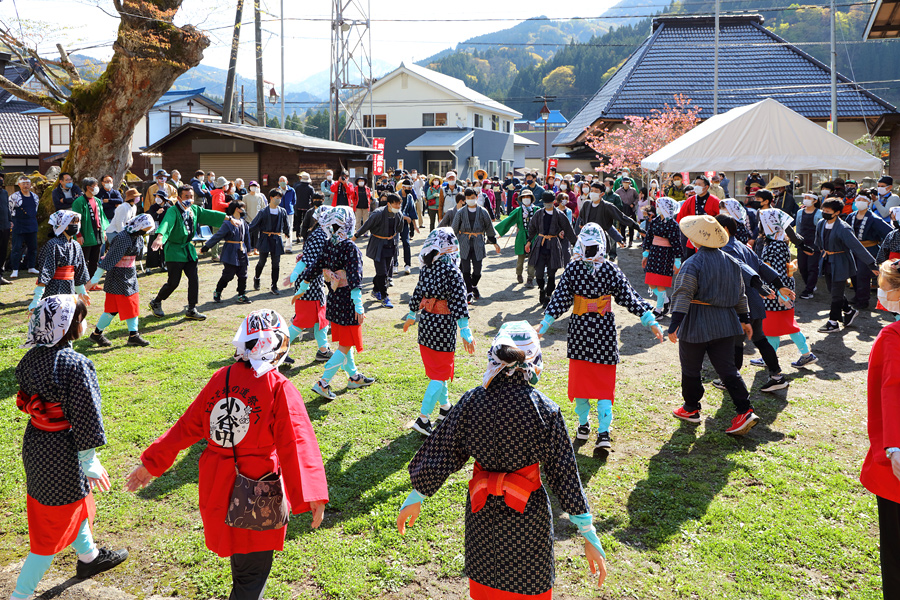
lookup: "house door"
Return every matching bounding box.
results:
[426,159,452,177]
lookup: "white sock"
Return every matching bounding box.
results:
[78,548,99,563]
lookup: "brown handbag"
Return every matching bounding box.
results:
[222,366,291,531]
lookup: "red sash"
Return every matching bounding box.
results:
[115,256,136,268]
[469,462,541,514]
[53,266,75,280]
[16,390,72,432]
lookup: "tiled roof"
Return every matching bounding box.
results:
[0,101,38,157]
[554,15,898,147]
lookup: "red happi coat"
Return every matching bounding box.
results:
[141,361,329,557]
[861,320,900,504]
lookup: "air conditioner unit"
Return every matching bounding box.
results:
[468,156,480,169]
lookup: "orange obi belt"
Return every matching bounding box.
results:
[572,294,612,316]
[53,266,75,280]
[115,256,136,268]
[323,269,348,291]
[16,390,71,432]
[652,237,672,247]
[469,462,542,514]
[419,298,450,315]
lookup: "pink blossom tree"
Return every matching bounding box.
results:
[584,94,701,183]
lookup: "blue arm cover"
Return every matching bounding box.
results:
[642,250,649,258]
[569,513,606,558]
[75,284,86,295]
[674,258,681,269]
[640,310,658,328]
[289,259,307,283]
[29,286,44,310]
[297,280,310,295]
[457,317,474,343]
[350,288,364,314]
[538,314,555,335]
[406,311,417,322]
[401,489,425,510]
[77,449,105,479]
[89,268,105,286]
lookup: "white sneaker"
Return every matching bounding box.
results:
[10,270,18,278]
[404,265,411,275]
[27,268,39,275]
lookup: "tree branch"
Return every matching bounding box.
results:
[0,74,67,114]
[56,44,83,84]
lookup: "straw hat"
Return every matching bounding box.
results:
[571,168,583,174]
[429,175,443,185]
[474,169,487,180]
[297,171,311,183]
[679,215,729,249]
[765,175,790,190]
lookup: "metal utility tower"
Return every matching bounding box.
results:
[329,0,374,146]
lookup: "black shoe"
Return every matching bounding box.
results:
[253,277,261,291]
[76,547,128,579]
[760,376,789,392]
[90,330,111,347]
[184,308,207,321]
[315,348,334,362]
[411,417,433,436]
[127,332,150,347]
[472,287,481,300]
[466,292,475,305]
[437,404,453,421]
[236,294,251,304]
[575,423,591,440]
[799,291,814,300]
[525,278,534,289]
[148,299,165,318]
[213,291,222,303]
[818,320,840,333]
[711,379,726,390]
[517,274,524,284]
[539,290,547,305]
[269,285,279,296]
[595,431,612,449]
[843,307,859,328]
[282,355,295,365]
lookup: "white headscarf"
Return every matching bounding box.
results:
[313,204,332,223]
[419,227,460,268]
[571,222,607,275]
[48,210,79,237]
[890,206,900,222]
[720,199,751,232]
[22,295,79,349]
[655,197,677,220]
[232,309,291,377]
[320,206,356,242]
[760,208,794,241]
[482,321,544,389]
[124,213,156,234]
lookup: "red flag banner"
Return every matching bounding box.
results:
[373,138,385,176]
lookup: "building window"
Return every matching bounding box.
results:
[422,112,448,127]
[491,115,500,131]
[474,114,484,129]
[50,123,71,146]
[501,160,512,176]
[504,120,511,133]
[427,159,453,177]
[488,160,499,177]
[363,114,387,128]
[170,113,183,132]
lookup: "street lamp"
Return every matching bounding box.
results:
[540,101,550,184]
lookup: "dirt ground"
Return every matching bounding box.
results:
[0,224,882,599]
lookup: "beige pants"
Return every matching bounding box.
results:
[516,254,536,278]
[415,196,424,227]
[355,207,370,227]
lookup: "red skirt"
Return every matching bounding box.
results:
[762,309,800,336]
[104,292,140,320]
[568,360,616,401]
[420,345,454,381]
[331,322,363,352]
[470,579,551,600]
[645,272,673,287]
[27,493,95,555]
[293,299,327,330]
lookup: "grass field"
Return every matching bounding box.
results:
[0,241,885,599]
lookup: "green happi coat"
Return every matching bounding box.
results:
[494,205,536,255]
[156,202,226,262]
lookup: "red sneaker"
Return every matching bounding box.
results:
[672,406,701,423]
[725,409,759,435]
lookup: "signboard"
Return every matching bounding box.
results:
[397,159,404,171]
[372,138,385,176]
[547,158,558,181]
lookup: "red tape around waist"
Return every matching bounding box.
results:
[53,266,75,280]
[16,390,71,432]
[469,462,541,514]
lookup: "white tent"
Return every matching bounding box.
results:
[640,98,884,173]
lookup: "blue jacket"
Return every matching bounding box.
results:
[190,177,212,208]
[52,184,83,212]
[721,237,780,320]
[843,210,891,258]
[280,186,296,215]
[400,193,418,236]
[0,189,9,230]
[815,218,877,280]
[203,217,250,266]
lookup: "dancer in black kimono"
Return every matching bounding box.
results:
[28,211,90,311]
[525,191,576,305]
[249,188,290,294]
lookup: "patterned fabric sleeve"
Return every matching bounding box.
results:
[59,353,107,452]
[99,231,131,271]
[668,222,683,258]
[877,229,900,264]
[540,402,590,516]
[641,221,654,252]
[610,264,652,318]
[408,390,472,497]
[409,267,427,314]
[36,241,59,286]
[73,242,90,287]
[345,243,364,289]
[545,263,577,320]
[446,263,470,320]
[298,230,326,284]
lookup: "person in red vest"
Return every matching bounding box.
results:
[676,175,721,258]
[330,172,357,209]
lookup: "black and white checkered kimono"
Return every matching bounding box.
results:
[297,226,329,305]
[641,217,682,278]
[16,344,107,506]
[546,261,651,364]
[408,373,590,596]
[321,239,363,326]
[877,228,900,264]
[98,231,144,297]
[761,239,794,313]
[408,259,469,353]
[36,236,90,296]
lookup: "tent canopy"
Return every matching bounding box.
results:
[640,98,885,173]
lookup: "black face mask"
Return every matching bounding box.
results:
[66,223,80,236]
[822,212,837,221]
[239,210,246,218]
[313,200,323,207]
[748,200,762,210]
[585,246,599,258]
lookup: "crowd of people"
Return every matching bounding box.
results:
[5,162,900,600]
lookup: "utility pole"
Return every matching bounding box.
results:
[254,0,266,127]
[830,0,838,178]
[240,85,245,123]
[329,0,373,145]
[534,95,555,183]
[280,0,285,129]
[222,0,244,124]
[713,0,720,115]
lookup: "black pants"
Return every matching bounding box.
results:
[797,249,821,295]
[823,262,851,321]
[293,209,306,240]
[255,251,281,287]
[10,230,37,271]
[735,318,781,375]
[229,550,274,600]
[854,259,875,308]
[428,209,439,231]
[460,256,483,293]
[400,228,413,267]
[217,262,248,295]
[0,229,9,273]
[83,244,101,278]
[679,335,751,414]
[155,260,199,309]
[484,199,496,221]
[878,495,900,599]
[535,253,557,296]
[146,233,166,269]
[373,246,395,294]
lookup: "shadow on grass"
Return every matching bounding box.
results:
[36,577,84,599]
[137,441,205,500]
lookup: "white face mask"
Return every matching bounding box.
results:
[249,186,259,193]
[857,201,870,211]
[474,185,482,190]
[181,198,193,207]
[103,183,113,191]
[878,186,888,196]
[582,187,590,195]
[91,186,100,196]
[155,197,163,205]
[465,198,477,207]
[589,192,601,202]
[560,184,567,190]
[521,197,532,206]
[279,182,287,189]
[693,185,705,194]
[879,288,900,313]
[447,179,456,186]
[389,206,400,213]
[157,179,166,186]
[803,198,815,207]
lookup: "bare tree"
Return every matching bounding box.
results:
[0,0,210,184]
